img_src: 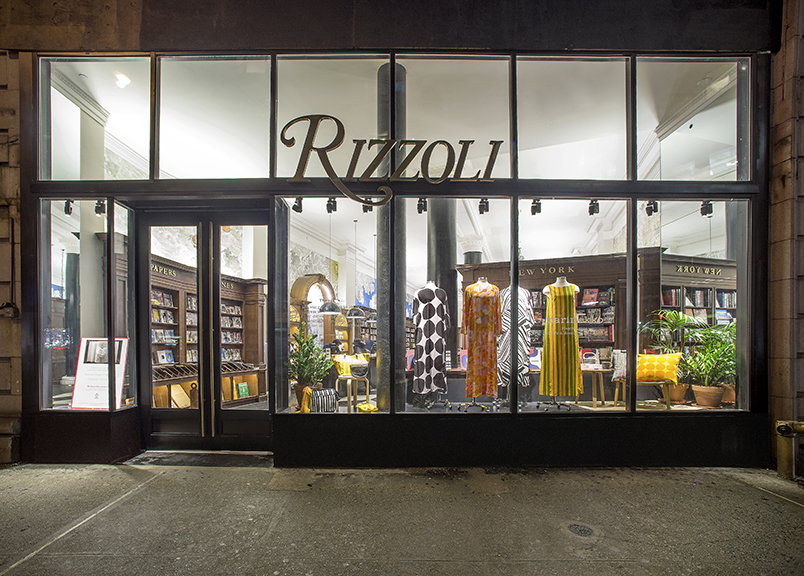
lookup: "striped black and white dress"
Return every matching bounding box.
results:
[497,286,536,396]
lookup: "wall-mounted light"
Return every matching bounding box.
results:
[588,199,599,216]
[326,197,337,214]
[645,200,659,216]
[479,198,490,215]
[64,200,73,215]
[417,197,427,214]
[95,200,106,216]
[531,199,541,215]
[292,197,303,213]
[700,200,713,217]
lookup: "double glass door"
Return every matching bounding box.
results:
[141,210,270,449]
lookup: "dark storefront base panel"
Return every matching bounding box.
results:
[26,408,141,464]
[272,413,772,469]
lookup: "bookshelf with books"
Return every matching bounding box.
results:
[149,255,267,409]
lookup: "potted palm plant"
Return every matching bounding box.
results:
[286,322,335,410]
[639,310,707,403]
[685,321,736,407]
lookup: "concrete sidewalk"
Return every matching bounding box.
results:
[1,453,803,576]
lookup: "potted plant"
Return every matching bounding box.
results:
[286,322,335,410]
[685,321,736,407]
[639,310,706,403]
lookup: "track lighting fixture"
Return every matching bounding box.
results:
[588,199,599,216]
[94,199,106,216]
[362,202,373,213]
[292,197,303,213]
[417,197,427,214]
[645,200,659,216]
[478,198,490,215]
[326,197,337,214]
[531,199,541,215]
[64,200,73,215]
[700,200,713,217]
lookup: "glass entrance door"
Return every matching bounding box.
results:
[142,210,270,449]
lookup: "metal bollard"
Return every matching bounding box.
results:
[775,420,804,480]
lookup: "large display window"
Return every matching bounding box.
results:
[39,199,136,410]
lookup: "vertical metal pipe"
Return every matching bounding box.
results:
[427,198,458,362]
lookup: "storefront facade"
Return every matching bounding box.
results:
[0,1,789,467]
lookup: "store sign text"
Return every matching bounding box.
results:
[281,114,502,207]
[151,264,176,277]
[676,265,722,276]
[520,266,576,276]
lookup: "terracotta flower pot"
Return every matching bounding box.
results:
[721,383,736,403]
[692,385,725,407]
[661,383,688,404]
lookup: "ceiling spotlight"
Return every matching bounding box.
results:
[292,197,303,213]
[63,200,73,216]
[531,199,541,215]
[362,202,373,213]
[326,197,337,214]
[479,198,490,215]
[645,200,659,216]
[94,199,106,216]
[588,199,599,216]
[700,200,713,217]
[114,73,131,89]
[417,197,427,214]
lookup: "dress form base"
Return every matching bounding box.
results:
[458,397,490,412]
[535,396,573,411]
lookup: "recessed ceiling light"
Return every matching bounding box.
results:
[78,73,88,80]
[115,73,130,89]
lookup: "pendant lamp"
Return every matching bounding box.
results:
[320,206,341,315]
[346,219,366,320]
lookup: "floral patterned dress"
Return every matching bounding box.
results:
[462,281,502,398]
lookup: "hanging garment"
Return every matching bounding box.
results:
[462,281,502,398]
[497,286,536,399]
[412,284,451,394]
[540,284,583,397]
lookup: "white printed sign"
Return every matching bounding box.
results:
[71,338,129,410]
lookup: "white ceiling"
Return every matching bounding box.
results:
[47,56,742,290]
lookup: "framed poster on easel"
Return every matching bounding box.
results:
[71,337,129,409]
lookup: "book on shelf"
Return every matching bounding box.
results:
[597,290,611,306]
[581,288,599,305]
[151,309,161,323]
[692,308,708,322]
[170,385,191,409]
[715,309,733,325]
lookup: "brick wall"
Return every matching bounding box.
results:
[0,50,21,463]
[770,0,804,471]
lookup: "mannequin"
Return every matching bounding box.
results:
[538,277,583,410]
[460,276,502,411]
[412,280,451,409]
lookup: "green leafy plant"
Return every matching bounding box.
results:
[684,321,736,387]
[640,310,736,386]
[286,322,335,387]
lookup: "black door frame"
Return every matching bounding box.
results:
[136,204,273,451]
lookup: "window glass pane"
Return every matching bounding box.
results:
[637,58,749,181]
[637,200,747,410]
[517,58,627,180]
[219,225,269,410]
[277,56,388,179]
[276,197,385,413]
[516,199,627,412]
[40,57,151,180]
[159,56,271,178]
[402,197,511,414]
[41,199,109,409]
[150,226,199,409]
[396,56,511,179]
[113,202,136,408]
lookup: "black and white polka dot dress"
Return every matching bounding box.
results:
[412,283,451,394]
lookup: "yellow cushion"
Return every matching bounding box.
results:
[636,353,682,384]
[332,354,370,376]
